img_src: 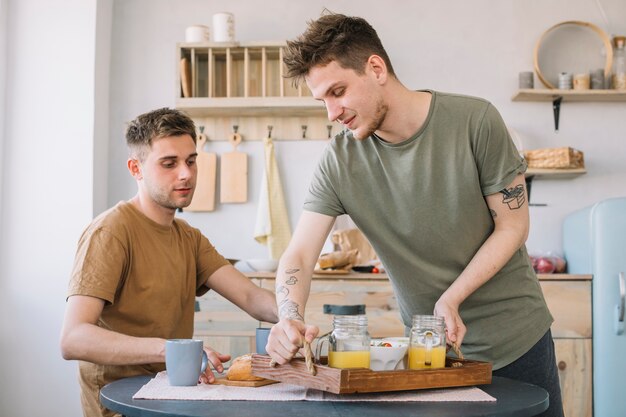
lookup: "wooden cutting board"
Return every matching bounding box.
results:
[180,57,191,98]
[213,377,278,388]
[220,131,248,203]
[185,132,217,211]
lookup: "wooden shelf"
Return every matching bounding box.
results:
[176,97,325,117]
[525,167,587,179]
[512,89,626,102]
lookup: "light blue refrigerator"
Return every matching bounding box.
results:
[563,197,626,417]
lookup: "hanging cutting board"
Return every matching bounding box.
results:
[220,131,248,203]
[180,57,192,98]
[185,132,217,211]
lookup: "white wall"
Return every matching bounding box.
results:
[0,0,102,416]
[0,1,625,416]
[108,0,626,261]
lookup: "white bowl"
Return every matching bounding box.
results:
[245,259,279,272]
[370,339,409,371]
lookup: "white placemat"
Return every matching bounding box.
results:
[133,372,496,402]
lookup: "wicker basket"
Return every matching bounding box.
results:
[524,147,584,169]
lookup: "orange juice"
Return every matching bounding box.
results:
[328,350,371,369]
[408,346,446,369]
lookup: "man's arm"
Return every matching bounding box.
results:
[266,210,336,364]
[204,264,278,323]
[60,295,166,365]
[60,295,230,383]
[434,173,530,347]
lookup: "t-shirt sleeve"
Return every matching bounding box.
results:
[195,233,230,296]
[303,144,346,217]
[472,103,527,196]
[67,227,127,304]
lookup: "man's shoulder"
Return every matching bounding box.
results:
[432,90,492,109]
[80,201,141,242]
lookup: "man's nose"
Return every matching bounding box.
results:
[325,100,342,122]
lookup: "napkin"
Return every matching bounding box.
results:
[133,372,496,402]
[253,136,291,260]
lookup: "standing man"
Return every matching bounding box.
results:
[60,108,278,417]
[266,13,562,417]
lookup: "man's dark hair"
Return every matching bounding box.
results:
[283,12,396,86]
[126,108,197,160]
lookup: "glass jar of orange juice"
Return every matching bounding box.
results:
[315,305,370,369]
[408,315,446,369]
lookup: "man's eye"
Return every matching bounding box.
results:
[187,159,196,166]
[333,88,345,97]
[163,162,175,168]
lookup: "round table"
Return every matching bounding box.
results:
[101,375,548,417]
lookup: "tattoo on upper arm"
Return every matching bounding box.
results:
[499,184,525,210]
[278,298,304,321]
[489,209,497,218]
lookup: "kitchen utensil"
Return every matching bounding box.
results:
[534,21,613,89]
[180,57,192,98]
[185,129,216,211]
[220,128,247,203]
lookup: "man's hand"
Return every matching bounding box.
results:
[199,347,231,384]
[265,319,319,365]
[433,296,467,348]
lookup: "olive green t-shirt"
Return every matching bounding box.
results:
[304,90,552,370]
[68,201,229,417]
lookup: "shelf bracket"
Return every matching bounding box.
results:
[552,96,562,132]
[525,175,547,207]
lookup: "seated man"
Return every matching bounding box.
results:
[60,107,278,417]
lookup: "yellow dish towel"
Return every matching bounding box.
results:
[254,136,292,260]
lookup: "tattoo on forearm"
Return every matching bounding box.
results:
[489,209,497,218]
[276,285,289,298]
[285,268,299,274]
[278,298,304,321]
[286,276,297,285]
[499,184,525,210]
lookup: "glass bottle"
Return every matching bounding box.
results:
[315,308,370,369]
[408,315,446,369]
[612,36,626,90]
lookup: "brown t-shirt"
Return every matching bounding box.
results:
[68,201,229,417]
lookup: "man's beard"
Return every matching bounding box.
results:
[352,98,388,140]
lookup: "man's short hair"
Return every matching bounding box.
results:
[126,108,197,160]
[283,12,395,86]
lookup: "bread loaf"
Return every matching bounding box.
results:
[226,354,265,381]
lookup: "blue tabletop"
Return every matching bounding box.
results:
[101,375,548,417]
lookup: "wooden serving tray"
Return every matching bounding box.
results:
[251,354,491,394]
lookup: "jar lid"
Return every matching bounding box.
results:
[323,304,366,315]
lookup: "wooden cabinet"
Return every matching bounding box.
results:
[540,274,593,417]
[193,272,592,416]
[175,42,332,141]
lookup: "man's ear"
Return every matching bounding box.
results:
[367,55,388,84]
[127,158,142,180]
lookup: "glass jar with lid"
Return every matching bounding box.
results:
[408,315,446,369]
[315,304,371,369]
[612,36,626,90]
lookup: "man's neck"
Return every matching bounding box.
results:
[375,85,432,144]
[130,195,175,226]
